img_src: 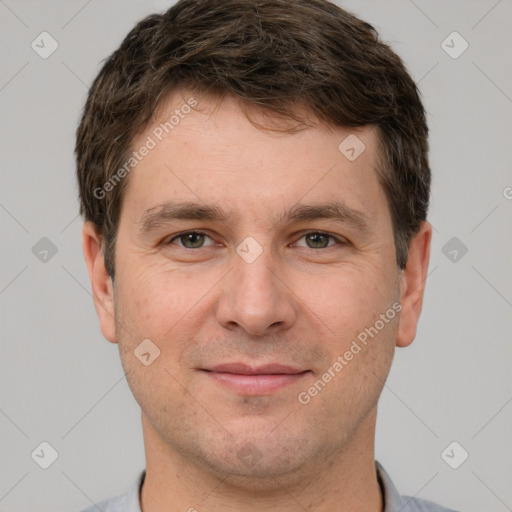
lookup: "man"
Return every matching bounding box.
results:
[76,0,456,510]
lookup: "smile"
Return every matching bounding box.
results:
[200,363,310,395]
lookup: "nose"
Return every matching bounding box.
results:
[215,245,297,337]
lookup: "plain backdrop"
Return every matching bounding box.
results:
[1,1,511,511]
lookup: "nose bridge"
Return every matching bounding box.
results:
[236,251,276,304]
[216,238,296,335]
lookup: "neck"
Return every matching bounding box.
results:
[139,409,383,512]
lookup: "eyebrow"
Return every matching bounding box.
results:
[138,200,372,235]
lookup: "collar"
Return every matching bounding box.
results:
[128,460,402,512]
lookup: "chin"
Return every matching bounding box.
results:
[187,425,320,487]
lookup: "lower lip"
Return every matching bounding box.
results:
[202,371,309,395]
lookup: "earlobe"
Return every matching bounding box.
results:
[82,222,117,343]
[396,221,432,348]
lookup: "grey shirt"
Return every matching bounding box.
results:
[79,461,458,512]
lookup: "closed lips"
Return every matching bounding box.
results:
[203,363,307,375]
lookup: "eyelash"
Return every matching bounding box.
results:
[165,231,345,249]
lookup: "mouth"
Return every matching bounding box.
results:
[200,363,310,396]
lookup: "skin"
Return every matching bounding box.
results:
[83,90,431,512]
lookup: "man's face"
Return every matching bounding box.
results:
[94,92,410,483]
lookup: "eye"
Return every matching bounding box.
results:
[294,232,341,249]
[167,231,214,249]
[165,231,344,250]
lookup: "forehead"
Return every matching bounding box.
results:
[121,90,386,223]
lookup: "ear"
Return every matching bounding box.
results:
[82,222,117,344]
[396,221,432,348]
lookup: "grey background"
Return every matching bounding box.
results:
[1,0,511,511]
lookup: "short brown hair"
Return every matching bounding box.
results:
[76,0,430,277]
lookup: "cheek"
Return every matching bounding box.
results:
[309,304,398,411]
[298,263,397,335]
[117,262,193,331]
[114,265,216,378]
[113,278,196,412]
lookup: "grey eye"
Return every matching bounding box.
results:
[296,232,337,249]
[171,232,212,248]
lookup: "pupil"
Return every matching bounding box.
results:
[184,233,203,248]
[308,233,327,248]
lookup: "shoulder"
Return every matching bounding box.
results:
[399,495,459,512]
[376,461,459,512]
[78,494,127,512]
[78,470,145,512]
